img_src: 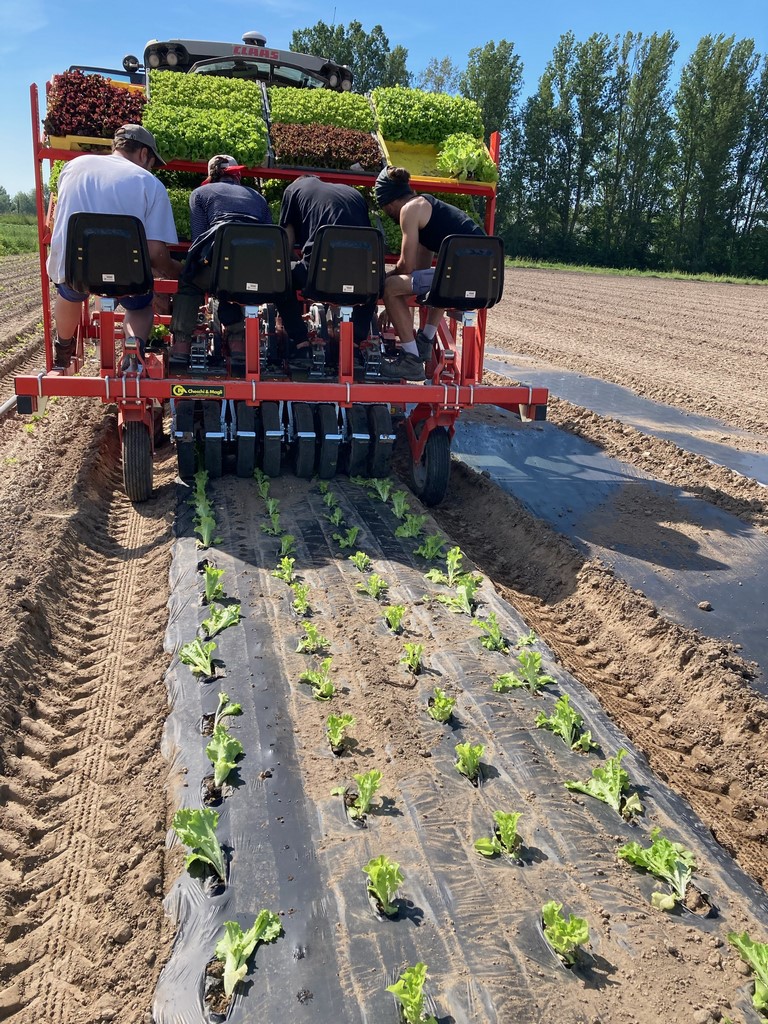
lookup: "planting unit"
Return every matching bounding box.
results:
[16,34,547,507]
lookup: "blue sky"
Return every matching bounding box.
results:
[1,0,766,196]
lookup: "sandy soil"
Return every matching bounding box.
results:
[0,256,766,1023]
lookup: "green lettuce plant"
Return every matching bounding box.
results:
[179,638,217,677]
[427,686,455,723]
[395,514,427,539]
[206,723,244,787]
[172,807,226,880]
[436,578,479,615]
[213,692,242,730]
[618,828,697,910]
[290,582,311,616]
[493,651,555,693]
[474,811,522,858]
[296,623,330,654]
[298,657,335,700]
[565,748,643,820]
[357,573,388,600]
[279,534,296,557]
[203,565,225,604]
[201,604,242,639]
[386,962,437,1024]
[334,769,382,819]
[542,901,589,965]
[368,478,392,502]
[390,490,410,519]
[271,556,296,583]
[414,533,445,561]
[455,741,484,781]
[728,932,768,1014]
[363,855,403,916]
[195,514,222,549]
[326,506,345,527]
[333,526,360,549]
[326,713,355,751]
[400,642,423,674]
[384,604,406,633]
[535,694,597,752]
[215,912,282,997]
[472,611,509,652]
[348,551,372,572]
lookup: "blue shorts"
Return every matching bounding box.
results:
[55,282,153,310]
[411,268,435,297]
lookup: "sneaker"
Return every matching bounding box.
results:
[415,330,433,362]
[53,337,76,368]
[380,351,425,381]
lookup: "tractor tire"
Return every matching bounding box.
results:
[292,402,316,479]
[316,404,341,480]
[368,404,394,479]
[236,402,257,478]
[410,425,451,507]
[260,402,282,477]
[344,404,370,478]
[122,421,152,502]
[203,400,223,479]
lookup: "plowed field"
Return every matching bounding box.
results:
[0,256,766,1024]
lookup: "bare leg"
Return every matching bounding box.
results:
[382,274,417,345]
[123,305,154,341]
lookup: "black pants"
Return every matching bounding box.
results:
[275,260,376,349]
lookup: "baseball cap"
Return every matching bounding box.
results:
[114,124,166,167]
[207,154,246,177]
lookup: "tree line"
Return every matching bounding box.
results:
[291,22,768,279]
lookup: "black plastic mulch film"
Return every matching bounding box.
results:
[154,478,768,1024]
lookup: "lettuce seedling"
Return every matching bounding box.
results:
[203,565,225,604]
[455,741,484,781]
[357,573,388,600]
[473,612,509,652]
[253,467,270,498]
[425,545,466,586]
[436,579,479,616]
[535,694,597,752]
[414,533,446,561]
[179,638,217,677]
[384,604,406,633]
[280,534,296,558]
[326,712,355,750]
[368,478,392,502]
[728,931,768,1014]
[475,811,522,858]
[347,769,382,818]
[542,900,590,965]
[201,604,242,639]
[322,489,339,508]
[363,854,403,916]
[333,526,360,549]
[518,629,538,646]
[618,828,696,910]
[565,748,643,820]
[386,962,437,1024]
[298,657,335,700]
[400,642,424,674]
[215,912,282,997]
[265,497,280,517]
[395,514,428,539]
[296,623,330,654]
[318,480,330,495]
[271,556,296,584]
[213,692,242,730]
[427,686,455,723]
[261,513,282,536]
[493,651,555,693]
[172,807,226,880]
[290,582,311,616]
[195,514,222,549]
[206,723,244,787]
[326,506,345,527]
[348,550,372,572]
[391,490,410,519]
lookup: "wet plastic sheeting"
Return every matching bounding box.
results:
[156,480,768,1023]
[454,418,767,685]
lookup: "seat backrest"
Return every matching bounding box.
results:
[65,213,154,298]
[208,223,293,304]
[303,225,384,305]
[425,234,505,310]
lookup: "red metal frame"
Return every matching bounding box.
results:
[18,82,548,467]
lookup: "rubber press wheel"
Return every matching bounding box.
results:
[316,404,340,480]
[175,400,196,481]
[344,404,370,478]
[368,404,394,479]
[260,401,282,477]
[122,421,152,503]
[292,402,316,479]
[409,424,451,507]
[203,400,223,479]
[236,402,256,478]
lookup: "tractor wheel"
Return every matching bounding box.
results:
[368,404,394,479]
[410,425,451,507]
[203,400,223,479]
[122,421,152,502]
[260,402,282,477]
[175,400,196,480]
[292,402,316,479]
[344,404,370,478]
[316,404,341,480]
[236,403,257,478]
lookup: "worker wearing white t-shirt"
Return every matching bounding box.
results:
[47,124,179,367]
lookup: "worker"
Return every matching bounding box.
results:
[47,124,179,368]
[171,154,272,364]
[375,165,485,380]
[277,174,377,361]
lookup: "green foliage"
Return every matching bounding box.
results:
[472,612,509,652]
[280,534,297,558]
[436,578,480,616]
[296,623,330,654]
[400,642,423,674]
[363,855,403,916]
[455,741,484,781]
[535,694,597,751]
[326,713,355,749]
[268,87,375,131]
[179,638,217,677]
[326,506,345,527]
[357,573,388,600]
[348,551,372,572]
[201,604,242,639]
[728,932,768,1014]
[206,723,244,787]
[213,692,242,730]
[414,533,446,561]
[290,20,410,94]
[373,85,484,144]
[395,514,428,539]
[0,215,38,255]
[474,811,522,857]
[334,769,382,819]
[390,490,411,519]
[437,133,498,182]
[384,604,406,633]
[493,651,555,693]
[542,900,590,964]
[518,629,538,646]
[215,912,282,997]
[425,546,469,586]
[290,582,311,616]
[333,526,360,550]
[386,962,437,1024]
[427,686,455,723]
[261,513,282,536]
[618,828,696,910]
[271,557,296,584]
[368,477,393,502]
[172,807,226,880]
[565,748,643,819]
[298,657,335,700]
[203,565,225,605]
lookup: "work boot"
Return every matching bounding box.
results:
[169,334,191,363]
[53,336,76,368]
[380,351,426,381]
[415,330,433,362]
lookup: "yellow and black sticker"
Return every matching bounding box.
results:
[171,384,226,399]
